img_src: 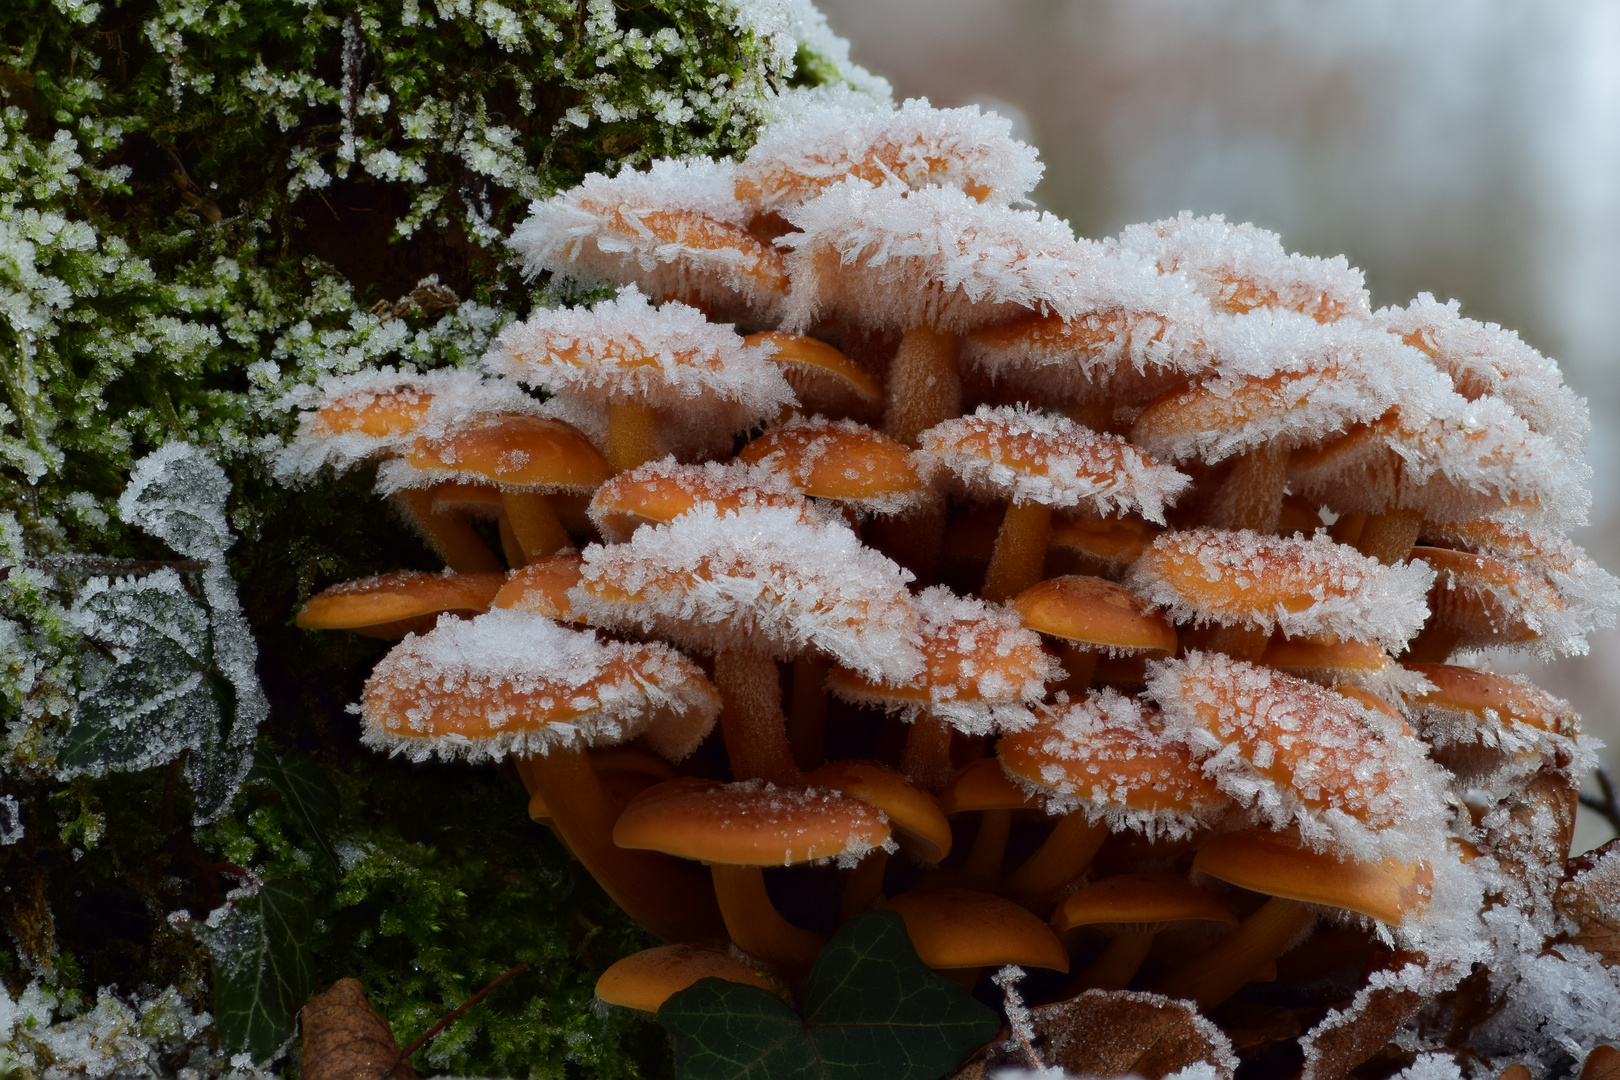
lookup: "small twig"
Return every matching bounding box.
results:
[1579,762,1620,836]
[204,862,263,890]
[399,963,530,1060]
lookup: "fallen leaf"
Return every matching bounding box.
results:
[1582,1045,1620,1080]
[1558,840,1620,966]
[300,979,418,1080]
[991,989,1238,1080]
[1300,952,1442,1080]
[1497,1064,1533,1080]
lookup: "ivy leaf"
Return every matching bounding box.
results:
[251,748,341,874]
[199,879,318,1063]
[658,911,999,1080]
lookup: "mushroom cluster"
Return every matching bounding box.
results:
[284,98,1619,1073]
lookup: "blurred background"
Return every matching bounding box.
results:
[817,0,1620,851]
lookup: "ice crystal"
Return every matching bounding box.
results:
[1126,528,1435,652]
[360,609,719,764]
[587,456,812,542]
[570,501,924,683]
[918,404,1191,524]
[1147,653,1450,862]
[1113,211,1371,323]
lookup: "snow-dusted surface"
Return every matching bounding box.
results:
[360,609,719,763]
[918,404,1190,523]
[737,97,1043,213]
[1148,653,1450,862]
[570,502,924,682]
[825,585,1056,735]
[737,416,930,516]
[587,456,811,541]
[1126,528,1435,651]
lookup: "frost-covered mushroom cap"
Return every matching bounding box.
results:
[1193,829,1432,927]
[612,777,891,867]
[996,689,1232,839]
[1288,392,1590,530]
[374,413,613,495]
[508,157,788,320]
[569,502,923,683]
[359,610,720,764]
[1147,653,1450,863]
[1402,663,1590,782]
[1130,309,1449,464]
[1112,211,1371,323]
[485,288,795,431]
[779,179,1089,334]
[742,332,884,420]
[1008,575,1178,656]
[1125,528,1435,653]
[825,586,1057,736]
[276,367,550,480]
[918,405,1191,525]
[736,97,1044,213]
[587,457,811,542]
[1258,637,1434,704]
[736,417,929,517]
[1380,293,1589,457]
[960,246,1219,403]
[1410,546,1589,659]
[1422,518,1620,636]
[492,553,586,624]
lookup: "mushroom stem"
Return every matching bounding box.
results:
[1356,508,1424,566]
[867,496,946,584]
[501,491,571,563]
[394,489,504,573]
[1154,896,1315,1009]
[840,849,889,921]
[710,864,827,974]
[607,399,660,474]
[714,646,806,787]
[788,657,830,772]
[1205,444,1289,533]
[960,808,1012,889]
[1058,643,1099,696]
[515,750,724,942]
[1203,624,1272,663]
[1071,929,1155,992]
[497,514,527,568]
[901,711,955,794]
[1064,396,1114,433]
[1003,813,1108,905]
[884,325,961,449]
[983,501,1053,603]
[1404,623,1464,664]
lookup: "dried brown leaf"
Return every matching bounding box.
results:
[993,989,1238,1080]
[300,978,418,1080]
[1581,1045,1620,1080]
[1558,839,1620,966]
[1301,952,1443,1080]
[1496,1064,1533,1080]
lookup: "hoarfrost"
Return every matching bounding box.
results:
[736,416,930,517]
[1125,528,1435,652]
[1147,653,1450,863]
[918,404,1191,524]
[737,97,1044,214]
[1414,547,1597,660]
[779,179,1090,334]
[571,501,924,683]
[0,980,216,1080]
[1380,293,1589,458]
[1467,944,1620,1071]
[587,456,812,542]
[361,609,720,763]
[1113,211,1371,323]
[825,585,1056,736]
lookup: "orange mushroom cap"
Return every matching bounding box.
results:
[1410,546,1579,658]
[297,570,504,638]
[1010,575,1177,656]
[807,760,952,864]
[742,333,883,421]
[587,458,810,542]
[1048,514,1160,574]
[613,777,892,867]
[938,757,1041,815]
[595,943,775,1012]
[1051,873,1238,937]
[885,887,1069,972]
[376,414,612,495]
[492,554,586,623]
[1193,830,1431,927]
[736,418,928,517]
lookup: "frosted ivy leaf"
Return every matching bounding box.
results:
[118,440,233,560]
[59,570,239,816]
